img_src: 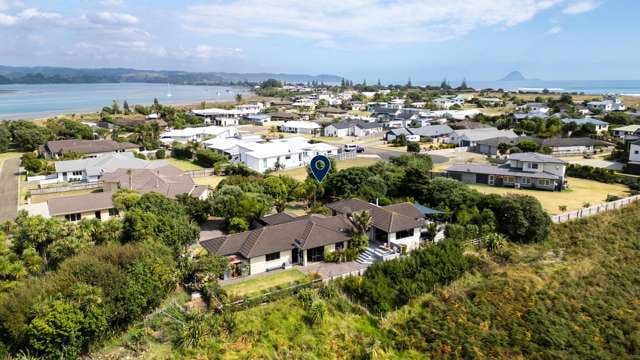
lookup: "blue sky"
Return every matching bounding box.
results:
[0,0,638,82]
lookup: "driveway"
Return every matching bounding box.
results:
[0,158,19,222]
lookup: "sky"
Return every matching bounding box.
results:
[0,0,639,82]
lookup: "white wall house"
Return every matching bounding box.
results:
[629,142,640,165]
[160,126,238,145]
[448,128,519,147]
[280,121,321,135]
[237,137,338,172]
[520,102,550,113]
[587,96,625,112]
[612,125,640,139]
[561,118,609,134]
[433,95,465,109]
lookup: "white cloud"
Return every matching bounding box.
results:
[0,12,16,26]
[547,25,563,34]
[182,0,564,46]
[0,7,63,27]
[562,0,600,14]
[0,0,23,11]
[188,44,244,59]
[100,0,124,6]
[90,11,139,25]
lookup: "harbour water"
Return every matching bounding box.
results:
[441,80,640,96]
[0,83,250,120]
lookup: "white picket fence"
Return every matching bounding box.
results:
[551,194,640,224]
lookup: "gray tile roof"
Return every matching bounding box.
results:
[44,139,138,155]
[446,164,560,180]
[54,152,167,177]
[200,214,354,258]
[326,199,420,233]
[101,164,198,199]
[47,191,114,216]
[508,152,567,164]
[409,125,453,137]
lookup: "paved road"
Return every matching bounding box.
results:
[0,158,19,222]
[360,146,448,164]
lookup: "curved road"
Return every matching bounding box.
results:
[0,158,19,222]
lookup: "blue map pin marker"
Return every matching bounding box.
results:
[310,155,331,183]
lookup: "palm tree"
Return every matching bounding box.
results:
[351,210,372,236]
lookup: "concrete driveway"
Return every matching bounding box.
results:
[0,158,19,222]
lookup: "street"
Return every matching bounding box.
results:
[0,158,19,222]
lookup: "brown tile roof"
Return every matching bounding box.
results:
[101,164,197,199]
[327,199,419,233]
[200,214,353,259]
[382,202,425,220]
[44,139,138,155]
[47,191,114,216]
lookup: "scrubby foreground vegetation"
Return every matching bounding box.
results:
[92,204,640,359]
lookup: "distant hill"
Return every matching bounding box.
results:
[499,70,529,81]
[0,65,343,85]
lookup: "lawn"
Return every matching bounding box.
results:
[193,175,226,189]
[275,157,382,180]
[164,158,205,171]
[223,268,308,298]
[469,176,631,214]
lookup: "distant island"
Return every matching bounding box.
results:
[499,70,539,81]
[0,65,343,85]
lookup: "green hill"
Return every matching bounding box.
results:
[96,204,640,359]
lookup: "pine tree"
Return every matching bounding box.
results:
[123,100,130,115]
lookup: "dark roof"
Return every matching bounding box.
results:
[409,125,454,137]
[509,152,567,164]
[47,191,114,216]
[372,107,400,115]
[258,212,296,226]
[270,111,297,119]
[328,121,353,130]
[317,107,347,114]
[326,199,419,233]
[476,136,521,147]
[538,137,611,147]
[200,214,354,258]
[450,120,490,130]
[396,111,416,120]
[447,163,561,180]
[355,121,382,129]
[44,139,138,155]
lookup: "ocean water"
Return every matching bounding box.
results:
[0,83,250,120]
[432,80,640,96]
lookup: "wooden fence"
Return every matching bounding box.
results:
[551,194,640,224]
[184,168,216,178]
[226,278,323,310]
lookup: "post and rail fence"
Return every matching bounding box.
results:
[551,194,640,224]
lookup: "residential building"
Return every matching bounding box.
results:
[316,107,348,118]
[200,214,354,277]
[477,97,504,107]
[612,124,640,139]
[40,139,139,159]
[447,152,567,191]
[19,192,119,222]
[245,114,272,125]
[474,137,611,156]
[237,137,338,173]
[433,95,466,109]
[280,120,321,135]
[448,127,519,147]
[561,118,609,133]
[159,126,238,145]
[203,135,262,162]
[191,108,243,126]
[324,120,382,137]
[270,111,298,122]
[327,199,423,251]
[520,102,550,113]
[43,152,168,185]
[385,125,453,143]
[626,140,640,174]
[102,164,209,199]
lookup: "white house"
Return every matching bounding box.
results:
[237,137,338,173]
[324,120,383,138]
[191,108,243,126]
[587,96,625,113]
[561,118,609,134]
[628,140,640,174]
[235,102,265,115]
[160,126,238,145]
[612,124,640,139]
[280,121,321,135]
[245,114,272,125]
[203,135,263,162]
[448,127,519,147]
[520,102,550,114]
[433,95,466,109]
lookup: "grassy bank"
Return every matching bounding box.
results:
[94,203,640,358]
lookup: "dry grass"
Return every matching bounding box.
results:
[469,177,630,214]
[223,269,308,297]
[193,175,225,189]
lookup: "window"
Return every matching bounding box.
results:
[396,229,415,239]
[265,252,280,261]
[635,150,639,155]
[64,213,82,222]
[95,211,101,220]
[72,171,83,176]
[306,246,324,262]
[335,242,344,250]
[109,208,119,217]
[528,163,539,169]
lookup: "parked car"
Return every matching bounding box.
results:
[344,144,365,153]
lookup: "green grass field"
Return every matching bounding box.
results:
[223,269,308,298]
[469,176,630,214]
[164,158,205,171]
